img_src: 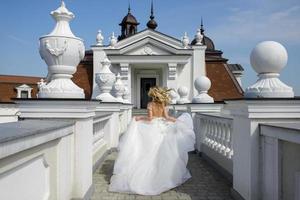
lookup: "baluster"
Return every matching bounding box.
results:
[208,120,213,147]
[217,122,223,152]
[219,123,225,154]
[203,119,209,145]
[212,121,218,149]
[228,124,233,159]
[215,122,221,150]
[207,119,212,146]
[225,123,231,158]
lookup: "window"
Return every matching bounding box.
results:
[15,84,32,98]
[21,91,29,98]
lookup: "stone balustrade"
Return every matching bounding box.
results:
[196,114,233,159]
[0,100,133,200]
[194,113,233,178]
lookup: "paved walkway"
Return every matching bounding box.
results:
[92,152,233,200]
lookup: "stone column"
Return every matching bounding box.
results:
[191,45,206,97]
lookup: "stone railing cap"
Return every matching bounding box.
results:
[0,120,74,143]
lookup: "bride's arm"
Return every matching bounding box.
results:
[163,106,176,122]
[135,103,153,121]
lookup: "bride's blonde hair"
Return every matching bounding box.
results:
[148,86,172,105]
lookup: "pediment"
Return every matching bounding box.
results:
[104,29,192,56]
[122,38,175,55]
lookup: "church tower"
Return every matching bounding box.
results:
[118,4,139,40]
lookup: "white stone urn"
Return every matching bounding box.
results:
[113,73,125,102]
[95,58,117,102]
[38,1,85,98]
[194,28,203,45]
[123,87,130,103]
[181,32,190,49]
[169,89,179,104]
[192,76,214,103]
[245,41,294,98]
[109,32,117,48]
[96,30,104,46]
[177,86,190,104]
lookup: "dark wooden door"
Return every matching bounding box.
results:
[140,78,156,108]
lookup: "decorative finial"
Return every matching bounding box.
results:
[96,30,104,46]
[181,32,190,49]
[194,29,203,45]
[61,0,65,7]
[245,41,294,98]
[200,17,205,34]
[109,32,117,48]
[192,76,214,103]
[146,0,158,30]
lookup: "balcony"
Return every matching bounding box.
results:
[0,98,299,200]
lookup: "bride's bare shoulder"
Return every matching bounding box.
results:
[147,102,153,109]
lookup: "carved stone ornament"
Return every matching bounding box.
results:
[95,58,117,102]
[38,1,85,98]
[245,41,294,98]
[123,87,130,103]
[109,32,117,48]
[192,76,214,103]
[143,46,153,55]
[96,30,104,46]
[113,73,125,102]
[195,28,203,45]
[181,32,190,49]
[177,86,190,104]
[169,89,179,104]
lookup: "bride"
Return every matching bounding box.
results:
[109,86,195,195]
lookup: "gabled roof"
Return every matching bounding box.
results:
[114,29,185,50]
[102,29,192,56]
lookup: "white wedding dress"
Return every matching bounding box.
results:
[109,112,195,195]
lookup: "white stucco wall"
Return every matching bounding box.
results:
[282,140,300,200]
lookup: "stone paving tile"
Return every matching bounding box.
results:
[91,152,233,200]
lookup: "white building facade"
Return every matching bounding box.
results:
[92,29,206,108]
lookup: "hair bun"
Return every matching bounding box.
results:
[148,86,172,105]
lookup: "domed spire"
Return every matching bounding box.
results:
[118,2,139,40]
[147,0,158,30]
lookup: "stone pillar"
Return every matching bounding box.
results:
[225,99,300,200]
[15,100,98,200]
[191,45,206,97]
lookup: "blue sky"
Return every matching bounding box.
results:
[0,0,299,95]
